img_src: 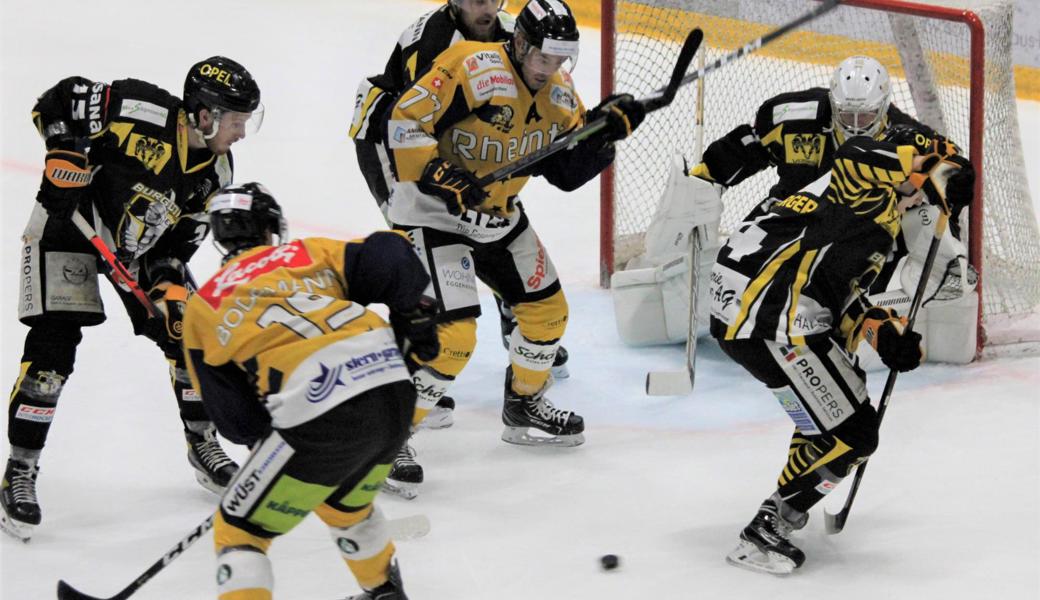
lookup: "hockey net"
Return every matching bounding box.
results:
[600,0,1040,356]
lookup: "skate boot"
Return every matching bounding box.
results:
[501,367,584,447]
[383,442,422,500]
[344,561,408,600]
[726,496,807,575]
[417,395,454,430]
[185,422,239,495]
[1,457,42,542]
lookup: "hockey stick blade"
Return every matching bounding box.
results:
[645,370,693,396]
[643,28,702,112]
[56,580,115,600]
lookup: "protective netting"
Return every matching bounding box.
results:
[605,0,1040,346]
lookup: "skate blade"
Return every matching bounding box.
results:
[550,363,570,380]
[501,427,584,447]
[0,512,35,543]
[194,471,227,496]
[725,539,796,576]
[417,406,454,430]
[382,480,419,500]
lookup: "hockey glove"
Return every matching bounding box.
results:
[417,159,488,215]
[860,307,923,372]
[390,295,440,363]
[943,155,975,215]
[588,94,646,143]
[38,148,92,220]
[146,282,189,356]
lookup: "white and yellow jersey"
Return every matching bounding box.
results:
[183,234,426,438]
[387,41,585,239]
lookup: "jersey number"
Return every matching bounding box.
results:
[256,292,365,339]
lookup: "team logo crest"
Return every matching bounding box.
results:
[474,104,514,133]
[126,133,172,174]
[785,133,825,166]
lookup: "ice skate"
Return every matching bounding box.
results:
[344,561,408,600]
[726,498,806,575]
[417,395,454,430]
[383,443,422,500]
[501,367,584,447]
[186,423,239,495]
[1,458,41,542]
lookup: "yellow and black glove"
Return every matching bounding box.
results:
[147,282,189,355]
[859,307,923,372]
[39,148,91,220]
[417,158,488,215]
[588,93,646,143]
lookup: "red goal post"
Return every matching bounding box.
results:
[600,0,1040,356]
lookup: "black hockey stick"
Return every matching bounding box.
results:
[476,27,702,187]
[56,514,215,600]
[54,513,431,599]
[477,0,841,187]
[824,169,957,534]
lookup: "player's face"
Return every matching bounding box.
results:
[520,46,568,90]
[457,0,503,41]
[204,107,265,155]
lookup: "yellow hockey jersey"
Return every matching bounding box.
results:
[387,40,586,218]
[183,234,429,442]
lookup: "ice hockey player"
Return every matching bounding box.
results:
[350,0,518,498]
[709,125,974,574]
[384,0,645,482]
[689,55,974,264]
[350,0,571,452]
[182,183,438,600]
[1,57,263,542]
[625,56,976,352]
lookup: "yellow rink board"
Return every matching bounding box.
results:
[423,0,1040,100]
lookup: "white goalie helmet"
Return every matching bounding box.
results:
[829,56,892,140]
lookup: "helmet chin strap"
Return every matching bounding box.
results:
[189,110,222,141]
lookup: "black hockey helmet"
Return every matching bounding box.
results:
[512,0,580,70]
[209,182,287,258]
[184,56,261,117]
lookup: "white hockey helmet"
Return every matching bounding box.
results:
[829,56,892,140]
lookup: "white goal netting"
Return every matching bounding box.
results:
[603,0,1040,351]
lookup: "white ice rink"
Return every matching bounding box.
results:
[1,1,1038,599]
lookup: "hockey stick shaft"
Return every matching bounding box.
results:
[825,210,950,534]
[477,28,702,187]
[71,210,160,318]
[480,0,840,187]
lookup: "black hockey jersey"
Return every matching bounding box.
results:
[350,4,514,143]
[695,87,923,205]
[32,76,231,280]
[708,136,919,348]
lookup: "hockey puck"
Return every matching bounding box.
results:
[600,554,620,571]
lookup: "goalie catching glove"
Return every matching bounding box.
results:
[858,307,923,372]
[418,158,489,215]
[587,93,646,143]
[390,295,440,364]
